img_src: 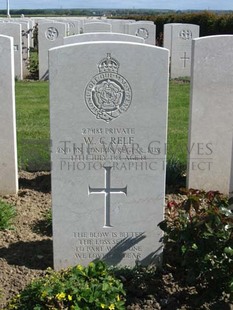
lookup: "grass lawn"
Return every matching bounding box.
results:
[15,79,190,171]
[168,80,190,164]
[15,81,50,170]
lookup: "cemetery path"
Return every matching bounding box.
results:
[0,172,232,309]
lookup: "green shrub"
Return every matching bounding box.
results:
[0,199,16,230]
[159,190,233,300]
[7,260,126,309]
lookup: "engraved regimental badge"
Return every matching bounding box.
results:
[45,27,59,41]
[136,28,149,39]
[85,53,132,122]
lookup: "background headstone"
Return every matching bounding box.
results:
[0,35,18,194]
[83,22,112,33]
[38,22,67,80]
[187,35,233,194]
[126,22,156,45]
[164,23,199,78]
[64,32,145,44]
[107,19,128,33]
[0,22,23,80]
[67,20,80,35]
[50,42,169,269]
[163,23,182,52]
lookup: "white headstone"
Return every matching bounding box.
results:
[107,19,135,34]
[0,22,23,80]
[67,20,80,35]
[164,23,199,78]
[0,35,18,194]
[83,22,112,33]
[163,23,182,51]
[38,22,67,80]
[187,35,233,194]
[64,32,145,45]
[106,20,125,33]
[126,22,156,45]
[50,42,169,269]
[230,136,233,198]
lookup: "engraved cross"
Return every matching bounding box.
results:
[180,52,190,68]
[88,166,127,228]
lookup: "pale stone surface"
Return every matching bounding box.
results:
[230,136,233,198]
[126,22,156,45]
[83,22,112,33]
[0,35,18,194]
[164,23,199,78]
[107,19,135,33]
[53,18,80,35]
[0,22,22,80]
[163,23,182,51]
[64,32,144,45]
[2,20,30,77]
[187,35,233,194]
[67,20,80,35]
[38,22,67,80]
[50,41,169,269]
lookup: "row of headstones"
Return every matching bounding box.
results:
[37,19,200,80]
[1,33,232,269]
[0,17,200,80]
[0,18,35,79]
[37,18,156,80]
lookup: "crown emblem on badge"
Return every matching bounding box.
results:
[98,53,120,73]
[85,53,132,123]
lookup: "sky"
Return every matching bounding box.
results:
[0,0,233,11]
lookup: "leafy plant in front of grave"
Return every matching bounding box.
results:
[159,189,233,301]
[0,199,16,230]
[7,260,126,310]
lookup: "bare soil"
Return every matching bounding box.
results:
[0,172,232,309]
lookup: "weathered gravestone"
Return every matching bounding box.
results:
[64,32,144,45]
[163,23,199,78]
[38,22,67,80]
[126,22,156,45]
[0,35,18,194]
[187,35,233,195]
[83,22,112,33]
[0,22,22,80]
[50,42,169,269]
